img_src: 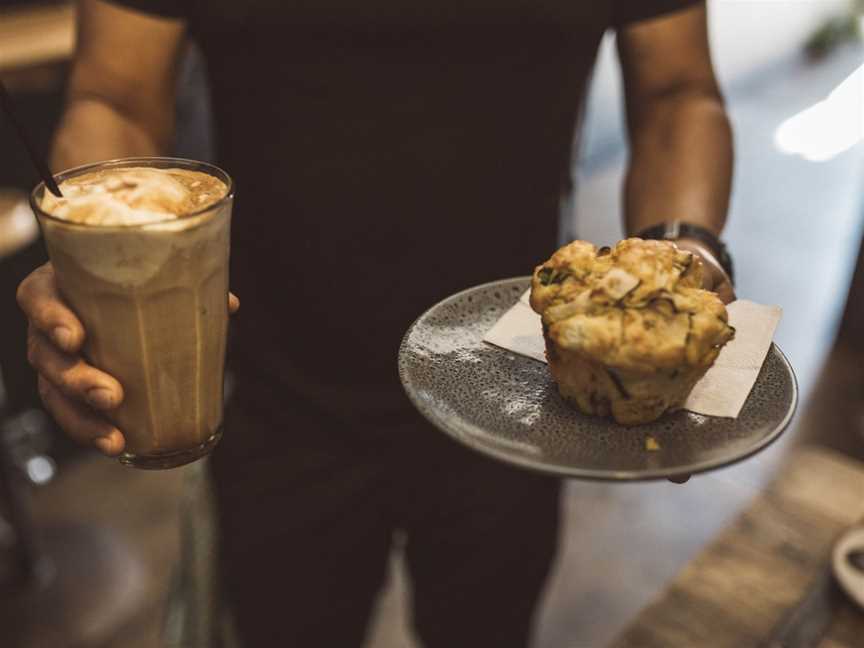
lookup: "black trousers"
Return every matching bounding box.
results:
[210,395,562,648]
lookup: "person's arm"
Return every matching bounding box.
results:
[17,0,187,455]
[617,3,735,302]
[51,0,185,170]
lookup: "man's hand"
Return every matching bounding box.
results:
[674,237,735,304]
[617,4,734,486]
[17,262,239,456]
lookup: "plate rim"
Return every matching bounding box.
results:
[398,276,799,481]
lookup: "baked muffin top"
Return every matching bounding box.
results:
[529,238,734,372]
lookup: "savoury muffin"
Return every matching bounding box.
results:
[529,238,735,425]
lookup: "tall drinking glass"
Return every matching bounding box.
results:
[30,157,233,469]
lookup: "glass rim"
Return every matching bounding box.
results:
[29,156,235,228]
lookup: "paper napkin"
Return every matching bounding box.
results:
[484,290,782,418]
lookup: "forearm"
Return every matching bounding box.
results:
[51,96,168,172]
[623,91,733,237]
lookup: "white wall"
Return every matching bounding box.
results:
[709,0,850,87]
[579,0,853,167]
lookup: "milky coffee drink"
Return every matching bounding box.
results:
[33,159,233,469]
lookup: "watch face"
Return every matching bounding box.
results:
[666,221,682,239]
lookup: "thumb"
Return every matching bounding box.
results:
[715,278,735,304]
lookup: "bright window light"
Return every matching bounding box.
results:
[774,62,864,162]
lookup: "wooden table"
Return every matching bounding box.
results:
[609,446,864,648]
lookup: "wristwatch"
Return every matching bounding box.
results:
[636,221,734,284]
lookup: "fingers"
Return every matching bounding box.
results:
[20,264,126,456]
[673,239,736,302]
[17,263,85,353]
[38,376,125,456]
[27,324,124,410]
[700,259,735,304]
[228,292,240,314]
[715,279,736,305]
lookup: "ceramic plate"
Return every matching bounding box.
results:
[398,277,797,481]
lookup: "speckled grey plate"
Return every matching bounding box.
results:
[398,277,797,481]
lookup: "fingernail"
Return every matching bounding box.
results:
[94,435,116,455]
[86,387,115,409]
[53,327,73,350]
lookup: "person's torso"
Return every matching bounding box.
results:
[184,1,611,416]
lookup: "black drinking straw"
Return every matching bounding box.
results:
[0,79,62,197]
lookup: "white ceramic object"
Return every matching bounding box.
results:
[833,526,864,610]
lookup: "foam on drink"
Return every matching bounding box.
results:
[41,167,227,225]
[40,168,229,285]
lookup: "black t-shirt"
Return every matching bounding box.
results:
[106,0,700,418]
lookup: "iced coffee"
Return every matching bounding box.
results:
[31,158,233,469]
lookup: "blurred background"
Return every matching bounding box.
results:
[0,1,862,646]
